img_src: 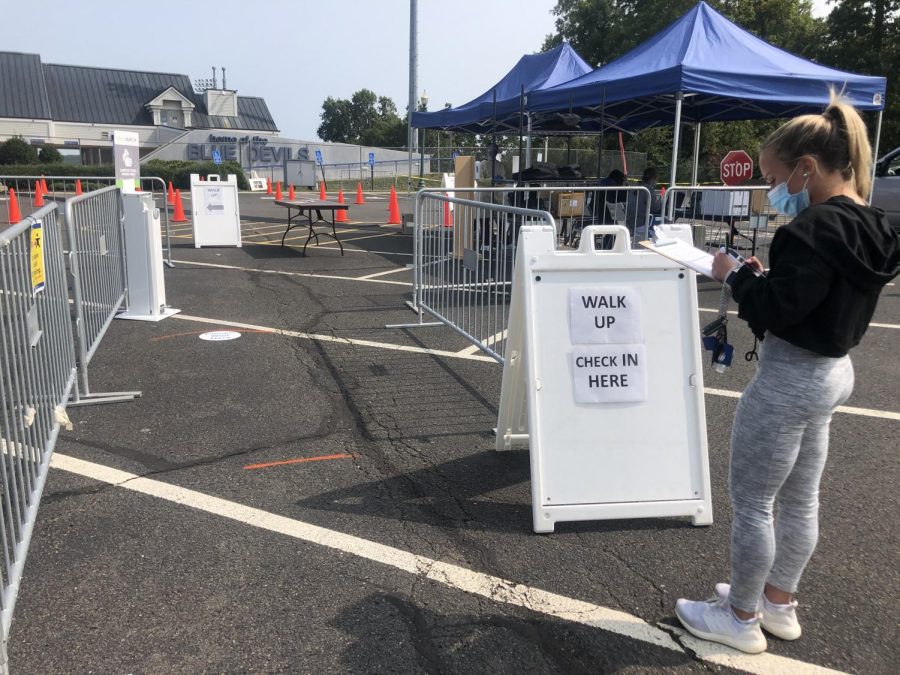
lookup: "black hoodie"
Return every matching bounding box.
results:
[730,196,900,357]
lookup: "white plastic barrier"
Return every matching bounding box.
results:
[190,174,242,247]
[496,225,713,533]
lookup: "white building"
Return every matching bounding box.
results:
[0,51,417,181]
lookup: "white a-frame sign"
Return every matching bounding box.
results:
[497,225,713,533]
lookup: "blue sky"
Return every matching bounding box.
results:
[3,0,831,141]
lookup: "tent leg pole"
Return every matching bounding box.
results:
[669,93,684,219]
[525,114,533,169]
[691,122,702,186]
[868,110,883,205]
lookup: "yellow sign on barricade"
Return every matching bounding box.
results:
[30,220,45,295]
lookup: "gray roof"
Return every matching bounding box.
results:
[0,52,52,119]
[0,51,278,132]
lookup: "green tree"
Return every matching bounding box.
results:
[38,146,64,164]
[820,0,900,150]
[0,136,39,165]
[317,89,409,148]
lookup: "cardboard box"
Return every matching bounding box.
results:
[552,192,585,217]
[749,189,767,215]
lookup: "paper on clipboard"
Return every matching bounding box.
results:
[639,239,715,279]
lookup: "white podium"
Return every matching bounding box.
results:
[118,193,179,322]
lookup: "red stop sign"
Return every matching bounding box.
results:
[720,150,754,186]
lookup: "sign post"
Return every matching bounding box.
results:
[113,130,140,193]
[720,150,753,186]
[368,152,375,190]
[315,149,327,191]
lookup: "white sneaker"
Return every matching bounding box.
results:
[715,583,802,641]
[675,594,767,654]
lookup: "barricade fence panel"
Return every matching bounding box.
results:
[662,185,787,270]
[66,187,127,367]
[0,203,77,661]
[64,187,140,405]
[410,186,653,363]
[1,175,173,267]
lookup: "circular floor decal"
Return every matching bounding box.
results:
[198,331,242,341]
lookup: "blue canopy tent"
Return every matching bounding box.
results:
[526,1,887,190]
[411,43,593,134]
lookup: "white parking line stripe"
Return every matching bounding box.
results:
[49,452,845,675]
[170,259,412,287]
[357,267,413,280]
[166,308,900,420]
[698,307,899,330]
[704,388,900,421]
[246,240,415,256]
[457,329,508,356]
[171,314,495,362]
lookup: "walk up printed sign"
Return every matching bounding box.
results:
[569,286,646,403]
[496,225,713,532]
[190,173,242,248]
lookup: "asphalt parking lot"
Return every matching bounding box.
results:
[7,190,898,674]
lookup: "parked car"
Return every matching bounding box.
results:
[872,146,900,231]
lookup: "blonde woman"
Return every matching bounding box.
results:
[675,94,899,653]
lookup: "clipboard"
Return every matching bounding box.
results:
[639,239,715,279]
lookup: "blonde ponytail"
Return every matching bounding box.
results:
[762,89,874,199]
[824,94,873,199]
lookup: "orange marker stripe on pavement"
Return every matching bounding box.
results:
[243,453,352,470]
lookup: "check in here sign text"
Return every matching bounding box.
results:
[569,287,646,403]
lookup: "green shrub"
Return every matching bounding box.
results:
[0,137,39,165]
[142,160,249,190]
[0,160,250,191]
[38,146,64,163]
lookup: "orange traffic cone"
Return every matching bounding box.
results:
[41,176,48,194]
[7,188,22,223]
[173,189,188,223]
[34,181,45,207]
[387,185,395,210]
[75,179,83,196]
[275,181,283,201]
[288,185,296,200]
[443,197,453,227]
[266,177,272,195]
[387,186,401,225]
[355,182,365,205]
[167,181,175,204]
[319,182,327,201]
[336,190,348,222]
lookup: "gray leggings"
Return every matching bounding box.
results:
[729,333,854,613]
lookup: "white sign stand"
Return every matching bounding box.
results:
[497,225,713,533]
[190,173,242,248]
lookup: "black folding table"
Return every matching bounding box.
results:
[274,199,349,255]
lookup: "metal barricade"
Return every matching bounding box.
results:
[65,187,141,405]
[395,186,653,363]
[662,185,788,269]
[1,175,174,267]
[0,203,77,672]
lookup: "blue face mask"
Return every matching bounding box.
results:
[767,165,810,217]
